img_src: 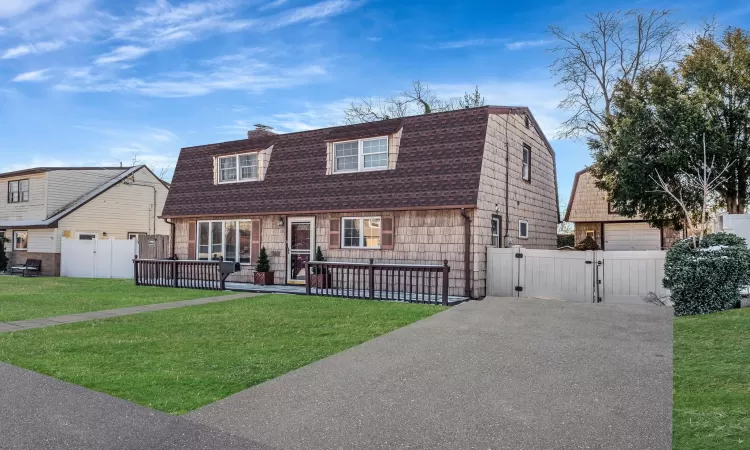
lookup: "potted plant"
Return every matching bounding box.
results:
[309,246,331,288]
[253,247,275,285]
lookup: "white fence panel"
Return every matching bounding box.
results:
[520,249,595,302]
[599,251,668,304]
[487,248,517,297]
[485,246,669,305]
[61,238,139,279]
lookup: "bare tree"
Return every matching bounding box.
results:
[651,136,734,247]
[344,81,485,124]
[549,10,683,142]
[129,151,171,181]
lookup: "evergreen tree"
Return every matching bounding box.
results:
[255,247,270,273]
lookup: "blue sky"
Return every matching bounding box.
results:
[1,0,749,205]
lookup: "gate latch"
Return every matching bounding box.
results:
[515,286,523,292]
[515,253,524,258]
[585,260,592,264]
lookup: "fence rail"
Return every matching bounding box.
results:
[305,259,450,306]
[133,258,227,290]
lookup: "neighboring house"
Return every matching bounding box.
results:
[565,168,683,250]
[162,106,560,298]
[0,165,170,276]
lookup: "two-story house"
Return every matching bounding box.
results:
[162,106,560,298]
[0,165,170,276]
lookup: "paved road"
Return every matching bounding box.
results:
[0,363,275,450]
[188,297,673,450]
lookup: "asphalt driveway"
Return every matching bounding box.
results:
[188,297,673,449]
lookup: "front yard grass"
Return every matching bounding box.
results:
[0,277,231,322]
[0,294,444,414]
[673,307,750,449]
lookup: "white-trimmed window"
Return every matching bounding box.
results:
[491,216,501,248]
[77,232,97,241]
[518,220,529,239]
[522,144,531,182]
[197,220,252,263]
[128,232,146,240]
[8,179,30,203]
[334,137,388,173]
[13,230,28,250]
[342,217,381,248]
[218,153,259,183]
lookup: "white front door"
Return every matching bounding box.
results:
[604,222,661,250]
[287,217,315,284]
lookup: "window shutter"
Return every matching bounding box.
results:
[187,220,196,259]
[251,219,262,265]
[329,219,340,249]
[381,216,394,250]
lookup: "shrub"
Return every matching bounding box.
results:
[663,233,750,316]
[557,234,575,248]
[255,247,271,273]
[574,235,600,251]
[311,246,325,274]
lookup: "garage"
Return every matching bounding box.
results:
[603,222,661,250]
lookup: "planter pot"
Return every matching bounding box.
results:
[310,273,332,289]
[254,271,275,285]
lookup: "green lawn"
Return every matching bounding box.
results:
[674,307,750,449]
[0,294,444,414]
[0,277,230,322]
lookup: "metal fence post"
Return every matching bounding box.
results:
[172,260,179,288]
[133,255,139,286]
[369,259,375,300]
[305,262,311,295]
[442,260,450,306]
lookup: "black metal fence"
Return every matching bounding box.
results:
[305,259,450,306]
[133,258,227,290]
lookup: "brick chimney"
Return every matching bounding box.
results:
[248,124,276,138]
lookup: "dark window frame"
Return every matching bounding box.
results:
[524,115,530,129]
[522,144,531,182]
[8,179,30,203]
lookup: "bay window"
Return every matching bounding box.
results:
[334,137,388,173]
[342,217,381,248]
[197,220,252,263]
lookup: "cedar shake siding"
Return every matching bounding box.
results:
[164,106,560,298]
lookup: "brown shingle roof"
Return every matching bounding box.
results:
[163,107,493,217]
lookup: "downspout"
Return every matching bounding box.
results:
[503,109,515,247]
[124,181,158,235]
[163,218,176,258]
[460,208,472,299]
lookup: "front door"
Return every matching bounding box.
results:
[287,217,315,284]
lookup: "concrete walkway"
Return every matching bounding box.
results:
[0,293,257,333]
[0,363,275,450]
[188,297,673,449]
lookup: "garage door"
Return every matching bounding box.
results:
[604,223,661,250]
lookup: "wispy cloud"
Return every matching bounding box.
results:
[1,40,65,59]
[0,0,48,19]
[259,0,289,11]
[95,46,151,64]
[264,0,360,30]
[506,39,552,50]
[427,38,503,50]
[12,69,51,82]
[55,61,327,98]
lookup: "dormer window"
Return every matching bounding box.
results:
[217,153,258,183]
[334,137,388,173]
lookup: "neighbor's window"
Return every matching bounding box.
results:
[218,153,258,183]
[77,232,97,240]
[197,220,253,263]
[334,137,388,173]
[128,232,146,240]
[522,144,531,182]
[491,216,501,248]
[13,230,28,250]
[8,179,30,203]
[518,220,529,239]
[342,217,381,248]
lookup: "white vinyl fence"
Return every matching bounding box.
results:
[61,238,139,279]
[487,247,669,305]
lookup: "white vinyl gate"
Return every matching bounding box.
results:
[61,238,139,279]
[487,247,669,305]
